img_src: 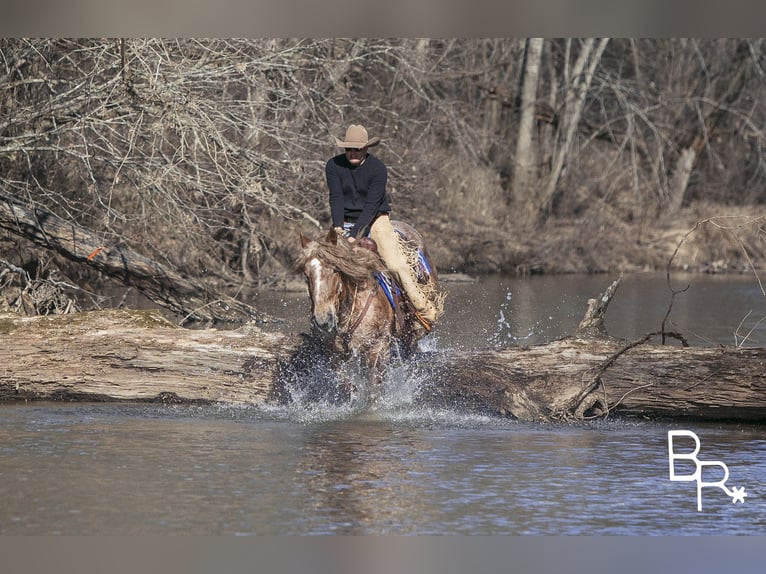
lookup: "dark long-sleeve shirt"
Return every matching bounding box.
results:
[326,153,390,238]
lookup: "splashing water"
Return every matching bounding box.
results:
[270,351,368,423]
[275,353,421,421]
[488,290,516,347]
[487,289,555,347]
[263,330,497,426]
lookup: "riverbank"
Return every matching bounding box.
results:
[419,203,765,277]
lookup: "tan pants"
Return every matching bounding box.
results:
[369,214,443,324]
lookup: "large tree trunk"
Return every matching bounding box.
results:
[511,38,544,208]
[536,38,609,219]
[2,279,765,423]
[0,192,270,325]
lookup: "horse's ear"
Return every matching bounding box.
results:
[300,233,310,248]
[326,227,338,244]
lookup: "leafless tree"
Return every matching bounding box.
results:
[512,37,543,210]
[2,38,765,316]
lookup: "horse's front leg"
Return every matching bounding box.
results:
[361,336,391,402]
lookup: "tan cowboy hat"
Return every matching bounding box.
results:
[334,124,380,149]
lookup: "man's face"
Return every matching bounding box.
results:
[344,146,368,166]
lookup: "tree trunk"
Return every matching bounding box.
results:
[666,40,753,214]
[511,38,543,207]
[537,38,610,219]
[0,192,272,325]
[2,279,765,423]
[667,144,700,213]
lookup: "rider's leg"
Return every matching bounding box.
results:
[369,214,443,325]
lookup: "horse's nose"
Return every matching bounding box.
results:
[312,312,337,333]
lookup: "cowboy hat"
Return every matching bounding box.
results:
[334,124,380,149]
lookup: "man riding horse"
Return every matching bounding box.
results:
[325,124,444,329]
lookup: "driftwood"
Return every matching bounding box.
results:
[0,193,271,324]
[1,278,765,423]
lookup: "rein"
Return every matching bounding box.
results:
[341,280,379,337]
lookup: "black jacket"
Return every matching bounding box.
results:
[326,153,390,237]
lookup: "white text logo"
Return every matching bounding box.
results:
[668,430,747,511]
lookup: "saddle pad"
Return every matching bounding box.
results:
[416,248,432,282]
[375,271,401,310]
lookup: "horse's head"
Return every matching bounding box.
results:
[298,229,387,335]
[299,232,343,334]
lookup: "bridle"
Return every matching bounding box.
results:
[306,256,381,341]
[306,252,409,350]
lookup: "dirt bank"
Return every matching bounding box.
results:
[423,204,765,277]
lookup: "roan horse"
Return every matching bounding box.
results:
[296,221,440,400]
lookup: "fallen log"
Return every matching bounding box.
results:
[0,310,286,405]
[420,337,766,422]
[1,279,765,422]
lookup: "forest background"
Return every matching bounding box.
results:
[1,38,765,319]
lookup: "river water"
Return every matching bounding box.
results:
[1,272,765,535]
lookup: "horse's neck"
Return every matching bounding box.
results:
[339,276,368,308]
[338,276,376,329]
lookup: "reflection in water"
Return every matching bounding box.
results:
[294,420,434,534]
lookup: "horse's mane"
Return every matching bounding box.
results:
[296,234,387,283]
